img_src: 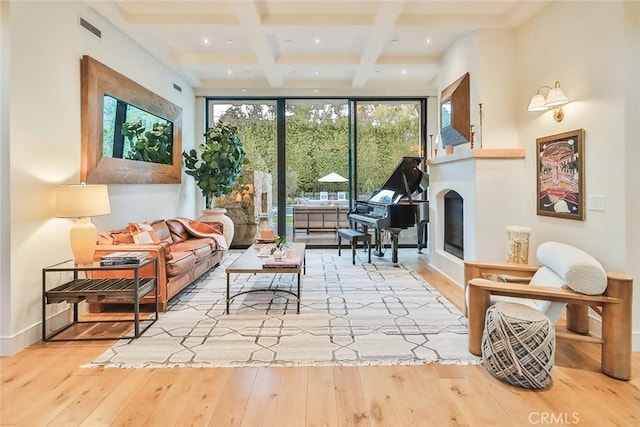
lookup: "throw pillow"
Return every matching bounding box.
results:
[536,241,607,295]
[110,231,135,244]
[128,222,161,244]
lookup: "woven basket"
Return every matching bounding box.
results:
[482,301,555,389]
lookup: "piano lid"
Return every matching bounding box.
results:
[377,156,429,200]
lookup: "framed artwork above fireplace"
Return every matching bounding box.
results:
[536,129,585,220]
[440,72,470,148]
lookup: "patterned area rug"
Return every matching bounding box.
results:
[84,250,480,368]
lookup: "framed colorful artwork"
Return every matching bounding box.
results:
[536,129,585,220]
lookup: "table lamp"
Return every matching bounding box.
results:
[55,182,111,264]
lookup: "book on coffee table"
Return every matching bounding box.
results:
[100,251,149,266]
[263,256,301,268]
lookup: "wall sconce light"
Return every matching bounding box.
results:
[55,182,111,264]
[527,81,569,122]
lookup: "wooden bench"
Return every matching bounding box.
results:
[337,228,371,265]
[464,260,633,380]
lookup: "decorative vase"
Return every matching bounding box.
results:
[198,208,235,246]
[273,248,284,260]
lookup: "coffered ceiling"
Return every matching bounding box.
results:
[87,0,549,95]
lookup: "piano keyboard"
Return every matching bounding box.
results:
[348,213,381,225]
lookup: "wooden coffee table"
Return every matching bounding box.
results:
[225,243,306,314]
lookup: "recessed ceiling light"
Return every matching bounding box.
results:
[401,69,407,75]
[225,39,233,44]
[314,89,319,93]
[314,71,319,75]
[425,39,432,45]
[227,69,233,75]
[314,38,320,45]
[242,88,246,92]
[203,38,209,44]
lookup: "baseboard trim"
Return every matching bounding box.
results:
[0,307,73,356]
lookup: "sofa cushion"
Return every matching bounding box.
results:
[151,220,174,244]
[165,251,196,277]
[537,241,607,295]
[166,219,190,243]
[171,238,215,263]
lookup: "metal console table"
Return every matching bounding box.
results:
[42,257,158,341]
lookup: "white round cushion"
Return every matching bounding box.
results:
[536,242,607,295]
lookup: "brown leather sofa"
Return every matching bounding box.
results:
[93,218,225,312]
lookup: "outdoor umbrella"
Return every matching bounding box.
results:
[317,172,348,183]
[317,172,348,199]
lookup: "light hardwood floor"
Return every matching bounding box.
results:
[2,250,639,426]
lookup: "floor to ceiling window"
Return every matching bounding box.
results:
[354,100,424,245]
[206,97,426,249]
[285,99,349,244]
[207,100,278,246]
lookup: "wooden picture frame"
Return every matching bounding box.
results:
[440,72,470,147]
[81,55,183,184]
[536,129,585,220]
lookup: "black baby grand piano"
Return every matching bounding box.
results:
[348,156,429,264]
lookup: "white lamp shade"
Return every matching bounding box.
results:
[55,183,110,264]
[545,86,568,107]
[527,94,549,112]
[55,184,111,218]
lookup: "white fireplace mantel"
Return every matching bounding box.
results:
[427,148,526,165]
[427,148,527,286]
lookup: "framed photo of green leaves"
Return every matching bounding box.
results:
[536,129,585,220]
[80,55,183,184]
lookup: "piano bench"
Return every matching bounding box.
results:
[337,229,372,265]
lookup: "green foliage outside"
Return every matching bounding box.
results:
[102,95,117,157]
[210,101,421,203]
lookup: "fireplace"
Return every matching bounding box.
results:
[427,148,526,285]
[444,190,463,259]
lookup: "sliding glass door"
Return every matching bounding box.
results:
[284,100,349,244]
[354,100,424,245]
[207,101,278,246]
[205,97,425,249]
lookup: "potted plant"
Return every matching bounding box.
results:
[273,234,288,260]
[183,121,247,208]
[183,121,248,244]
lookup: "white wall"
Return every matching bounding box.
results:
[431,1,638,349]
[516,1,638,349]
[0,1,12,347]
[3,0,198,355]
[624,0,640,352]
[438,29,519,149]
